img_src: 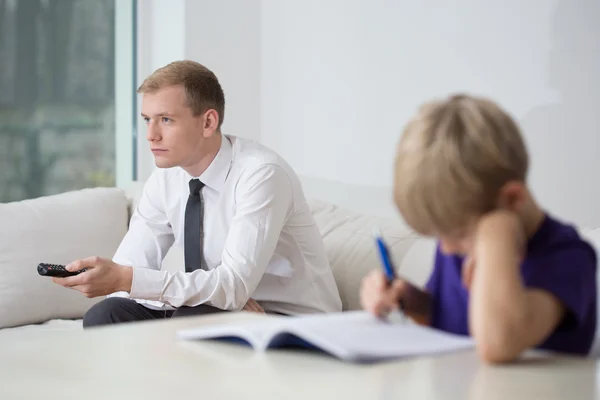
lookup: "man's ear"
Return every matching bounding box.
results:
[202,109,220,138]
[497,181,528,212]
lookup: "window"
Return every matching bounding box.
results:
[0,0,135,203]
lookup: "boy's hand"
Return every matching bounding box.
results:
[475,210,526,256]
[462,210,525,290]
[360,270,408,317]
[361,270,432,325]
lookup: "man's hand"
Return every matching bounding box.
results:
[243,298,265,313]
[52,256,133,298]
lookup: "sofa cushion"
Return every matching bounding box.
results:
[0,188,129,329]
[309,199,435,311]
[0,319,83,339]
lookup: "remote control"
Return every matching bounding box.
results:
[37,263,87,278]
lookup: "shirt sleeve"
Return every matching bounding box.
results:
[523,241,597,331]
[129,164,294,310]
[112,171,175,271]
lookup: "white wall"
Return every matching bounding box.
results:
[185,1,261,144]
[136,0,261,182]
[261,0,600,226]
[136,0,186,182]
[139,0,600,227]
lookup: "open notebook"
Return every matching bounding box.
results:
[177,311,473,363]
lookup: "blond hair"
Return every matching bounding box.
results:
[138,60,225,129]
[393,94,529,236]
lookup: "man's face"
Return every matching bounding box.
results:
[141,85,207,169]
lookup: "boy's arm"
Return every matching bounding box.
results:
[399,282,433,325]
[469,211,565,364]
[401,245,447,326]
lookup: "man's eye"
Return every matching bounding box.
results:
[143,117,150,124]
[162,117,171,123]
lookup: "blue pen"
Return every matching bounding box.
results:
[373,227,406,322]
[373,227,396,282]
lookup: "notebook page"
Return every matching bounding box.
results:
[177,317,288,350]
[288,311,474,362]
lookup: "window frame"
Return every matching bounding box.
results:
[115,0,137,189]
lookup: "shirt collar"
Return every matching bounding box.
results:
[194,134,233,192]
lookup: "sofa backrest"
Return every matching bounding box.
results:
[308,199,435,310]
[3,181,599,329]
[0,188,129,329]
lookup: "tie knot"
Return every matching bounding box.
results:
[189,179,204,196]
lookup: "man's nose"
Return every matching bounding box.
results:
[146,122,161,142]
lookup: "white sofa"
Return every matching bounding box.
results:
[0,182,437,335]
[2,182,600,346]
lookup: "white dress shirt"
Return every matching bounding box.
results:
[109,135,342,315]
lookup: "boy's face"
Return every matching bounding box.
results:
[439,229,476,257]
[437,182,530,257]
[437,217,480,256]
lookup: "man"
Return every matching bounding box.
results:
[53,60,342,327]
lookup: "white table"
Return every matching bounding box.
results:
[0,312,597,399]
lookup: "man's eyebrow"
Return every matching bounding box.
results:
[140,112,176,118]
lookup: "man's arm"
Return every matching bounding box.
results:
[53,171,175,297]
[129,164,294,309]
[469,211,565,364]
[112,172,175,274]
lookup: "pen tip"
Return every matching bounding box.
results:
[372,226,382,237]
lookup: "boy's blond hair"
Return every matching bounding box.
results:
[138,60,225,129]
[394,94,529,236]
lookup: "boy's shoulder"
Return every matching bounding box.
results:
[526,213,597,264]
[521,213,597,356]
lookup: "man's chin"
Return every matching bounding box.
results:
[154,159,176,169]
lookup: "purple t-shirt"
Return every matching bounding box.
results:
[425,214,597,355]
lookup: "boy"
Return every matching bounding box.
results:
[360,94,597,363]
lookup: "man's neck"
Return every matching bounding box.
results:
[182,134,222,177]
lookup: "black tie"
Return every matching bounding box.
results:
[184,178,206,272]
